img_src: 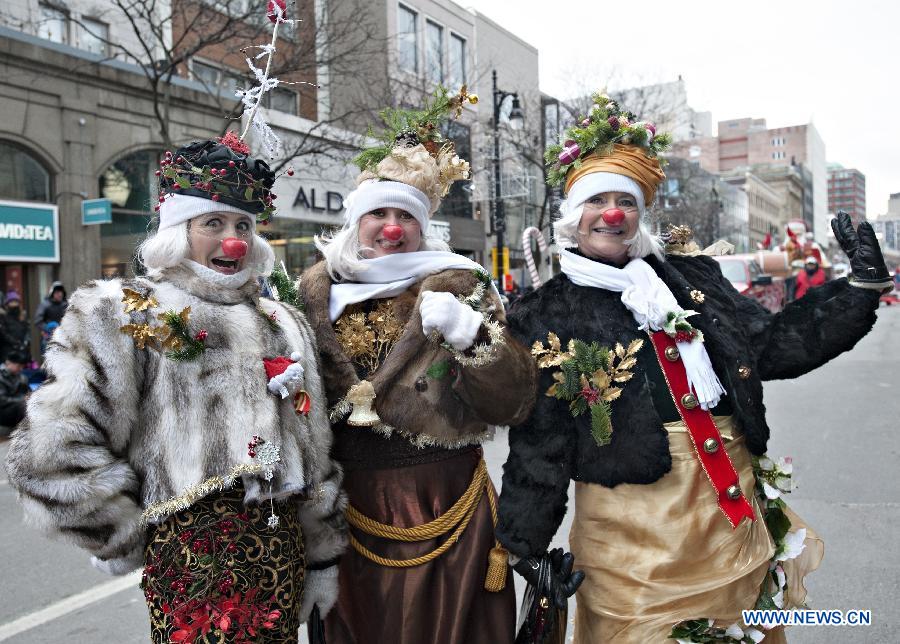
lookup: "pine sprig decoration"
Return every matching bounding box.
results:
[267,263,304,310]
[352,85,477,171]
[159,308,207,361]
[533,334,643,446]
[545,91,673,187]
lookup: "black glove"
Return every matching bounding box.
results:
[513,547,586,609]
[831,211,890,284]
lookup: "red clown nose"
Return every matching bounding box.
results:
[602,208,626,226]
[221,238,248,259]
[382,225,403,241]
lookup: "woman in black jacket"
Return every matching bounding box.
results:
[497,95,891,643]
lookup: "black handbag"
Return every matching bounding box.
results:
[514,555,568,644]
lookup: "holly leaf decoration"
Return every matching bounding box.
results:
[426,359,451,379]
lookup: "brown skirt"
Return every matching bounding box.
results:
[326,447,516,644]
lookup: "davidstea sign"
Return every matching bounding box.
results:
[0,200,60,262]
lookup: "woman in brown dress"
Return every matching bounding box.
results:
[300,88,536,644]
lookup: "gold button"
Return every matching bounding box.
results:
[681,393,698,409]
[703,438,719,454]
[726,484,742,500]
[690,289,706,304]
[664,346,680,362]
[738,366,752,379]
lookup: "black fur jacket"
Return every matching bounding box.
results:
[496,253,880,558]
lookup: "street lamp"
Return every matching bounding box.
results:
[492,69,524,292]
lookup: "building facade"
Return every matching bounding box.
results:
[672,118,827,245]
[827,164,866,227]
[1,0,543,321]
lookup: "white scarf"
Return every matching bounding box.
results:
[183,260,254,289]
[328,251,493,322]
[559,249,725,410]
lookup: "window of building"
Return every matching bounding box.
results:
[425,20,443,83]
[262,87,298,115]
[78,18,109,56]
[0,141,52,202]
[38,5,68,44]
[397,4,418,73]
[192,60,244,98]
[448,33,466,87]
[437,121,471,218]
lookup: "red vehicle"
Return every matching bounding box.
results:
[713,255,785,313]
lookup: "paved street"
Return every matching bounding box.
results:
[2,303,898,643]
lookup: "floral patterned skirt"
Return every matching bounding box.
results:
[142,485,305,643]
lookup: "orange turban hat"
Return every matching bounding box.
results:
[564,144,666,206]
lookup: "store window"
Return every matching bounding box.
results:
[99,149,161,277]
[0,141,51,202]
[259,218,328,277]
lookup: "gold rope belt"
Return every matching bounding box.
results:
[345,458,507,591]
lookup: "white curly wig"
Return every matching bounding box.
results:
[137,220,276,277]
[553,172,664,261]
[315,221,451,282]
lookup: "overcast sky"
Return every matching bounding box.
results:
[464,0,896,217]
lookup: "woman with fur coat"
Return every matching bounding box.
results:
[299,89,546,644]
[496,95,892,643]
[6,137,347,643]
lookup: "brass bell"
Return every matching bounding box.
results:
[726,484,742,500]
[703,438,719,454]
[664,346,680,362]
[346,380,380,427]
[681,393,698,409]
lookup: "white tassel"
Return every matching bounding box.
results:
[678,340,726,409]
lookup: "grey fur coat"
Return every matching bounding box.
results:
[5,265,347,572]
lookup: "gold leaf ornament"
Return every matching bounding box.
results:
[534,333,645,446]
[121,288,158,313]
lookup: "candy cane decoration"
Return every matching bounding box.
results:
[522,226,551,288]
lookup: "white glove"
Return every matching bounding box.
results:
[90,548,143,576]
[299,565,339,622]
[419,290,482,351]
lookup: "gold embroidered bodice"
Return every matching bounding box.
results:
[334,299,406,377]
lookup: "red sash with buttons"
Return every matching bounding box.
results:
[649,331,755,528]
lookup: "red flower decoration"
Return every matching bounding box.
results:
[579,385,600,405]
[195,330,208,342]
[266,0,287,23]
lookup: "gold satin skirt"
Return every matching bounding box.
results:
[569,416,823,643]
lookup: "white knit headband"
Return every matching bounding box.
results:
[565,172,645,213]
[342,180,431,230]
[158,194,257,230]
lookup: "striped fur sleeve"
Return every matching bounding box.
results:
[276,301,348,566]
[5,280,144,569]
